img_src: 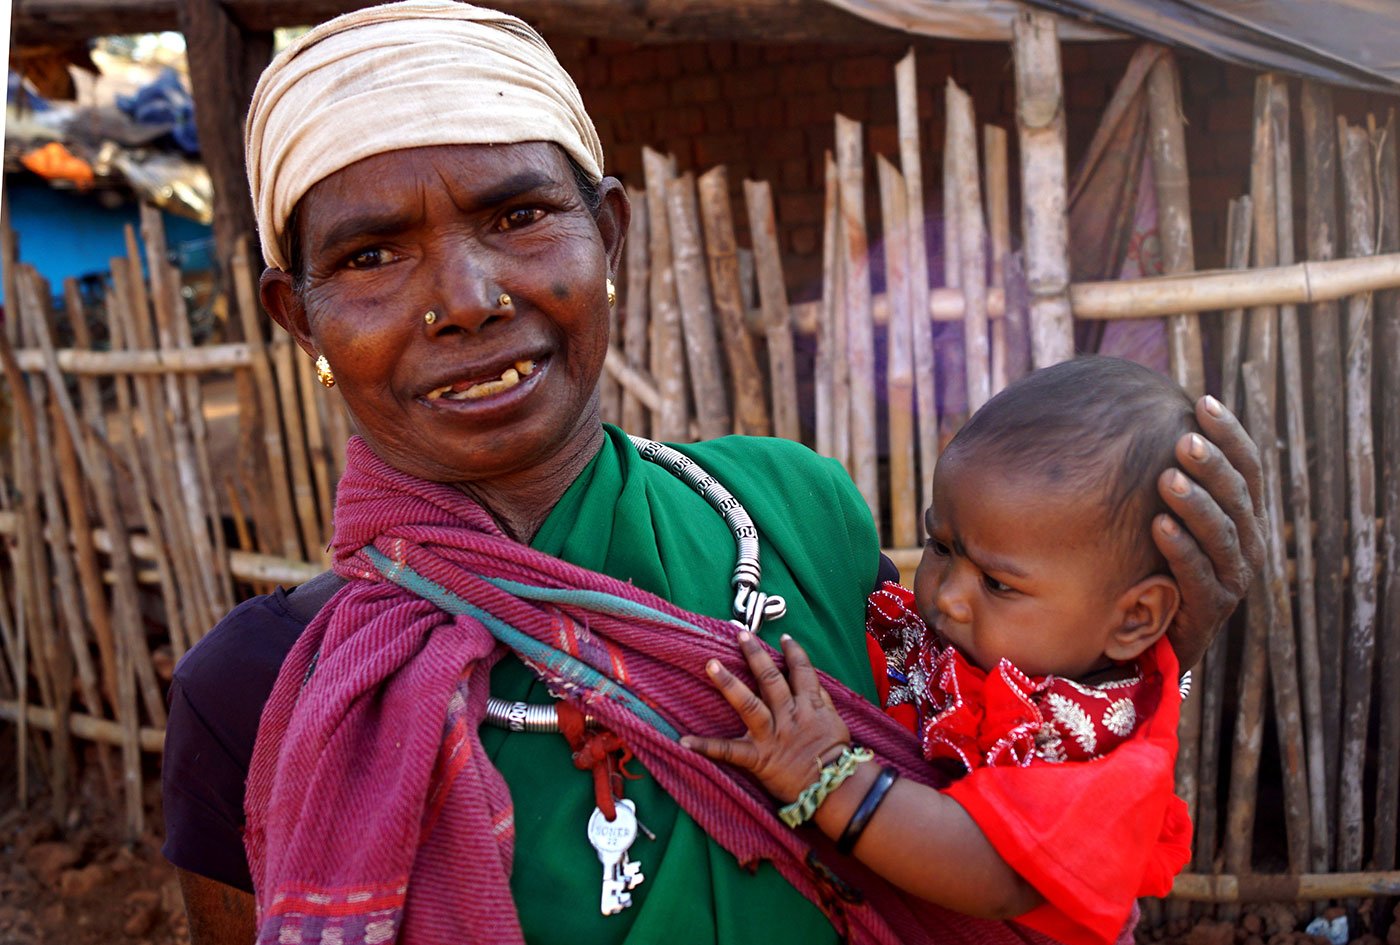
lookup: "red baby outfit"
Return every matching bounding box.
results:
[866,582,1192,945]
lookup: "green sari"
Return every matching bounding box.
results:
[480,425,880,944]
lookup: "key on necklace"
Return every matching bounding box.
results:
[587,799,644,915]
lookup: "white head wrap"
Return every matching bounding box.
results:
[245,0,604,270]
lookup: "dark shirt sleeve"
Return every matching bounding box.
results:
[875,552,901,589]
[161,589,308,892]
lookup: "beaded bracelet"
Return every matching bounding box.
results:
[836,765,899,854]
[778,746,874,828]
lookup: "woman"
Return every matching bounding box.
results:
[161,4,1265,944]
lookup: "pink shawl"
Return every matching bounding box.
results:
[244,437,1053,945]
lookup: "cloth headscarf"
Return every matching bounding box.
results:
[244,0,604,270]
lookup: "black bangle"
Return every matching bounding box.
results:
[836,765,898,855]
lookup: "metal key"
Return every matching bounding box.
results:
[587,799,643,915]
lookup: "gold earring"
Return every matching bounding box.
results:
[497,293,512,308]
[424,310,437,326]
[315,354,335,388]
[606,278,617,308]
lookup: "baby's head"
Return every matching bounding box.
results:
[913,356,1198,679]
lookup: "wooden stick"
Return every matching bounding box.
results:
[139,209,223,632]
[1244,359,1313,873]
[698,168,769,438]
[743,179,801,441]
[1218,197,1254,414]
[97,266,173,727]
[1171,871,1400,903]
[621,185,651,437]
[896,50,939,523]
[231,242,299,559]
[9,277,69,817]
[1194,195,1252,878]
[9,342,252,374]
[947,79,990,412]
[1337,116,1378,875]
[1375,107,1400,875]
[1247,75,1280,395]
[1145,51,1205,398]
[788,251,1400,332]
[1012,10,1074,366]
[878,156,918,549]
[1301,90,1346,831]
[666,172,730,442]
[117,228,203,649]
[984,124,1012,396]
[1272,79,1329,873]
[0,700,165,754]
[295,346,333,559]
[643,148,689,441]
[145,207,232,624]
[835,114,880,523]
[62,279,118,710]
[818,151,845,466]
[272,334,321,559]
[604,347,662,412]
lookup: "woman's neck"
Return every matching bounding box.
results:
[455,421,607,544]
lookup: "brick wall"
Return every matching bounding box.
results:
[548,35,1398,300]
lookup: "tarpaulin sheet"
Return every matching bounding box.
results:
[820,0,1400,93]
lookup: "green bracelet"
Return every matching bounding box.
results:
[778,746,874,828]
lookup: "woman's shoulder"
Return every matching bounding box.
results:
[171,574,340,734]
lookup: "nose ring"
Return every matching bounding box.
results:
[423,310,437,326]
[497,293,512,309]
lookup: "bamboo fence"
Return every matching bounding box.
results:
[3,17,1400,924]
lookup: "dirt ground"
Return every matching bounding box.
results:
[0,757,1396,945]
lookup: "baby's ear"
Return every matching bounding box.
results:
[1105,575,1180,662]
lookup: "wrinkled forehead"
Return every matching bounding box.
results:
[245,0,602,271]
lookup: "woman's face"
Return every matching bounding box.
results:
[262,143,628,485]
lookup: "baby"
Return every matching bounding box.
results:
[684,356,1197,945]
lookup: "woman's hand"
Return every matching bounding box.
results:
[1156,395,1266,668]
[682,633,852,803]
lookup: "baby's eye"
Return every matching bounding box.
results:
[983,574,1013,594]
[498,207,546,231]
[927,538,952,557]
[345,247,396,270]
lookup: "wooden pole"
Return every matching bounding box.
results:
[878,156,918,549]
[947,79,990,413]
[1194,196,1251,876]
[835,114,880,524]
[743,178,801,441]
[1336,116,1377,876]
[620,185,651,437]
[699,168,770,437]
[1145,50,1205,398]
[231,242,299,559]
[1243,359,1313,875]
[1374,107,1400,876]
[272,333,322,558]
[62,280,118,710]
[1172,871,1400,903]
[102,266,178,725]
[1301,88,1346,830]
[1271,79,1329,872]
[1218,196,1254,414]
[984,124,1012,396]
[666,172,730,442]
[1012,10,1074,366]
[896,50,939,523]
[819,151,847,467]
[643,148,689,441]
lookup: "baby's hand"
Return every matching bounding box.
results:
[681,632,852,803]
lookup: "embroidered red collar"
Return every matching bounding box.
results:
[867,582,1159,773]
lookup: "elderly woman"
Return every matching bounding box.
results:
[161,4,1264,944]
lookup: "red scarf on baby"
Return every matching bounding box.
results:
[244,438,1057,945]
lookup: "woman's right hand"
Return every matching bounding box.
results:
[681,633,852,804]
